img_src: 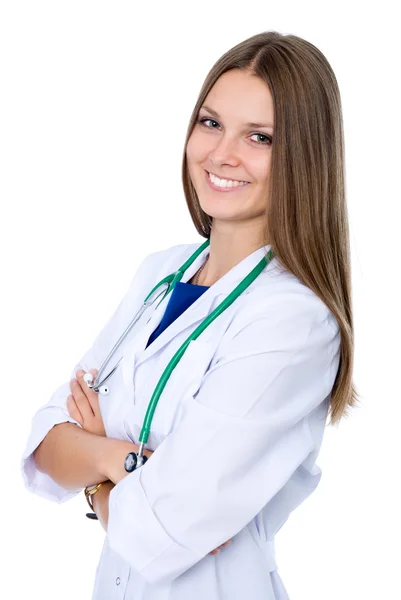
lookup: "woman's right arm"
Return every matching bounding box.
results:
[21,249,166,503]
[33,422,109,490]
[33,422,141,491]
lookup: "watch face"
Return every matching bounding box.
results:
[124,452,137,472]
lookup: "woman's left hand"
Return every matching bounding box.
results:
[67,368,107,437]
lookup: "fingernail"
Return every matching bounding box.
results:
[77,369,84,376]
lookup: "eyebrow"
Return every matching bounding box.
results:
[200,105,274,131]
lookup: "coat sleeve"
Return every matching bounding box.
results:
[20,250,163,504]
[107,294,341,585]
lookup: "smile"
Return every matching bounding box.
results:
[205,170,251,192]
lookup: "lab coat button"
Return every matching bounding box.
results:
[116,577,121,586]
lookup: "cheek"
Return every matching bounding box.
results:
[251,158,271,187]
[186,132,199,163]
[186,135,208,186]
[186,128,212,164]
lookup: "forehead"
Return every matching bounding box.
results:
[203,70,274,127]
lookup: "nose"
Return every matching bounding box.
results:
[209,134,241,167]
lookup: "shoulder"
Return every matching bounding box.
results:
[246,259,338,330]
[228,260,340,349]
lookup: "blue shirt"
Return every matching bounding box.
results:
[146,281,209,348]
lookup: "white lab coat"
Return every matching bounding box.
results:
[21,241,341,600]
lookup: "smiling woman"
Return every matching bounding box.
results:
[181,33,356,430]
[21,29,358,600]
[186,69,275,241]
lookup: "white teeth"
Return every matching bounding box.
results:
[208,171,249,188]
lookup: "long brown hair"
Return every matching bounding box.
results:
[181,31,360,426]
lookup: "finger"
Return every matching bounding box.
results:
[75,368,97,383]
[77,368,101,416]
[66,394,83,426]
[70,378,95,420]
[209,540,231,555]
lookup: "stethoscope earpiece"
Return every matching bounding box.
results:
[83,372,94,385]
[83,371,109,395]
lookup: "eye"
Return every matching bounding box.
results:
[250,133,272,145]
[197,117,272,145]
[198,117,220,129]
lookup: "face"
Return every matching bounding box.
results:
[186,69,274,229]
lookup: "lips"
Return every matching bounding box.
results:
[207,170,250,184]
[205,170,251,192]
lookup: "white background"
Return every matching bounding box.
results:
[1,1,399,598]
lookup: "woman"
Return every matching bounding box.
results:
[21,30,358,600]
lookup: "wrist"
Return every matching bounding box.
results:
[92,479,114,511]
[92,480,115,531]
[98,437,139,484]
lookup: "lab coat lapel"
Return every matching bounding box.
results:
[134,242,272,368]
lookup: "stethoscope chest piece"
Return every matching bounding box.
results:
[124,451,148,473]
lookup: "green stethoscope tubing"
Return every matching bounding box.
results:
[136,238,275,459]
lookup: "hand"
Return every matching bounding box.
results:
[209,539,232,555]
[67,368,106,437]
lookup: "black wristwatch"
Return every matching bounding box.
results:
[124,451,148,473]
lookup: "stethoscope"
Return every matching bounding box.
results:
[83,238,275,472]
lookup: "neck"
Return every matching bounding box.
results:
[197,221,268,287]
